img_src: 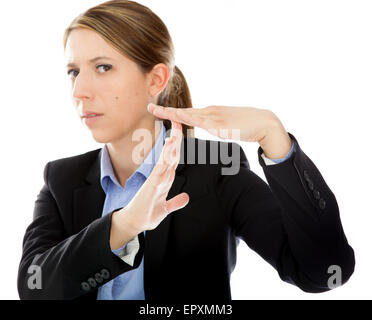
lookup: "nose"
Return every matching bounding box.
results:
[71,71,94,102]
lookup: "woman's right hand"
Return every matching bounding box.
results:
[118,120,189,234]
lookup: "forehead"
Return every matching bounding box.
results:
[64,28,122,64]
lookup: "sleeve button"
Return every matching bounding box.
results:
[87,277,97,288]
[307,180,314,190]
[95,273,103,283]
[304,170,311,182]
[313,189,320,199]
[319,198,326,209]
[81,282,90,292]
[101,269,110,280]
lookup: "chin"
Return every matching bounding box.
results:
[89,130,113,144]
[89,126,132,144]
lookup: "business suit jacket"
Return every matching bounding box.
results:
[17,132,355,300]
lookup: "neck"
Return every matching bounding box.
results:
[106,119,163,188]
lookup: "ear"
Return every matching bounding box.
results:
[147,63,171,98]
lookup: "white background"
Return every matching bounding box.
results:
[0,0,371,299]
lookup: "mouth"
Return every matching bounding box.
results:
[82,114,104,125]
[82,114,103,118]
[81,111,104,118]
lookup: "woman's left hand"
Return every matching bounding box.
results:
[147,103,293,159]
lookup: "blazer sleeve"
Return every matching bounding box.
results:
[17,161,145,300]
[261,138,296,165]
[215,132,355,293]
[112,235,140,267]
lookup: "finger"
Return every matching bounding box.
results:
[177,108,206,128]
[159,140,180,185]
[170,120,183,139]
[150,137,181,192]
[160,134,179,172]
[163,136,179,168]
[148,103,182,123]
[153,136,174,176]
[166,122,182,166]
[152,120,182,180]
[167,144,180,173]
[164,136,177,165]
[148,103,205,128]
[165,192,190,214]
[170,121,183,154]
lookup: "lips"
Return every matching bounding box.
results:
[81,111,104,119]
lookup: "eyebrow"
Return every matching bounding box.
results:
[66,56,114,68]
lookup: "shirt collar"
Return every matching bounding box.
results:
[100,121,166,192]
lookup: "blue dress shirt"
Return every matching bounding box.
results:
[96,121,295,300]
[97,122,166,300]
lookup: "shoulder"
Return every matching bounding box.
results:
[44,148,101,189]
[47,148,101,170]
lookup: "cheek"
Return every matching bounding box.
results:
[108,79,148,117]
[115,72,148,104]
[116,89,147,110]
[111,94,145,121]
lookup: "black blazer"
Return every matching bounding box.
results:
[17,132,355,300]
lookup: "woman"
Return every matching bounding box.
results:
[17,0,355,300]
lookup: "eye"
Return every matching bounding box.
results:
[97,64,112,73]
[67,69,78,79]
[66,64,112,79]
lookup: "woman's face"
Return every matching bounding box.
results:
[64,28,161,143]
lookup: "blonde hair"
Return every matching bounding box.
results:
[63,0,194,137]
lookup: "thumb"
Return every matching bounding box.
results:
[166,192,190,214]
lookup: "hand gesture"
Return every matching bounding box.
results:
[123,120,189,233]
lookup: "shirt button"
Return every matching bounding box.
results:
[319,198,326,209]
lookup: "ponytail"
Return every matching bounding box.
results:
[157,65,194,138]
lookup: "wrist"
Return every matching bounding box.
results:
[110,208,142,251]
[118,208,143,236]
[259,119,292,159]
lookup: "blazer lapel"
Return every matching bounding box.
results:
[73,149,106,234]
